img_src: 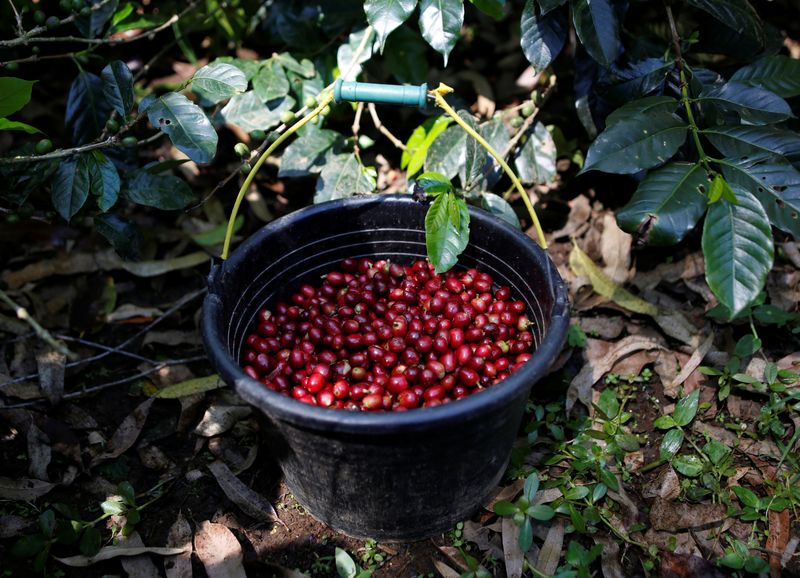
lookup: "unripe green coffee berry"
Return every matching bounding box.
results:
[5,213,20,224]
[279,110,295,124]
[510,117,523,129]
[234,142,250,157]
[105,118,119,133]
[80,6,90,16]
[5,62,19,71]
[521,104,534,117]
[121,136,138,147]
[34,139,53,154]
[309,116,319,125]
[34,10,46,24]
[266,132,279,143]
[250,129,266,141]
[530,89,539,102]
[32,46,40,55]
[304,95,317,109]
[46,15,60,28]
[71,0,84,11]
[60,0,72,11]
[320,105,331,117]
[240,162,251,174]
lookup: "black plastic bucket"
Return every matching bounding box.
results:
[202,193,569,540]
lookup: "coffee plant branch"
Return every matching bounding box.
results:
[6,0,24,37]
[367,102,406,150]
[0,288,77,360]
[0,130,162,165]
[352,101,365,159]
[0,0,115,47]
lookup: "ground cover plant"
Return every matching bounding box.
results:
[0,0,799,576]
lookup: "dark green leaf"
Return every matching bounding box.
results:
[564,486,590,501]
[220,91,296,132]
[703,126,800,164]
[702,186,774,318]
[686,0,763,43]
[425,192,470,273]
[605,96,679,128]
[539,0,567,14]
[571,0,620,67]
[514,122,556,184]
[314,153,376,203]
[123,170,194,210]
[55,520,80,545]
[416,171,454,195]
[274,53,316,78]
[144,92,218,163]
[470,0,505,19]
[598,466,619,491]
[66,72,112,145]
[672,454,704,477]
[117,481,136,506]
[673,389,701,427]
[425,124,467,180]
[600,59,674,103]
[253,60,290,103]
[523,473,539,502]
[418,0,464,66]
[660,428,685,459]
[11,534,45,558]
[402,116,451,176]
[744,557,769,574]
[583,112,688,174]
[84,151,120,212]
[480,193,520,228]
[101,61,134,117]
[568,503,586,532]
[719,552,745,570]
[79,527,102,557]
[337,28,379,80]
[39,510,56,538]
[335,547,358,578]
[730,56,800,98]
[698,82,792,125]
[704,439,731,465]
[518,518,533,551]
[732,486,760,508]
[279,125,340,177]
[460,111,485,189]
[494,500,517,516]
[592,483,607,503]
[653,415,677,429]
[192,63,247,104]
[52,157,90,221]
[596,388,620,419]
[364,0,418,52]
[617,162,709,245]
[722,155,800,238]
[0,77,36,117]
[615,433,640,452]
[385,25,429,84]
[74,0,119,38]
[520,0,567,71]
[0,119,41,133]
[95,213,141,260]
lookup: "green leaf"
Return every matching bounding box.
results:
[101,61,134,117]
[279,125,339,178]
[539,0,567,14]
[39,510,56,538]
[698,82,792,125]
[123,170,194,210]
[418,0,464,66]
[523,473,539,502]
[11,534,46,558]
[74,0,119,38]
[703,126,800,163]
[425,192,470,273]
[571,0,620,67]
[143,92,218,163]
[253,60,290,103]
[337,28,379,81]
[514,122,556,185]
[95,213,141,260]
[416,171,454,195]
[79,526,102,557]
[653,415,677,429]
[0,77,36,117]
[672,454,704,477]
[702,187,774,318]
[520,0,567,71]
[52,157,90,221]
[335,547,358,578]
[220,91,296,132]
[719,552,746,570]
[192,63,247,104]
[567,503,586,532]
[730,56,800,98]
[404,116,451,176]
[274,53,315,78]
[616,162,709,245]
[494,500,517,516]
[744,557,769,574]
[425,124,467,180]
[707,174,736,205]
[0,118,41,133]
[364,0,418,53]
[660,428,685,460]
[673,389,701,427]
[385,25,429,84]
[87,151,120,211]
[314,153,376,203]
[118,481,136,506]
[732,486,760,508]
[100,499,126,516]
[212,57,261,81]
[518,517,533,551]
[596,388,620,419]
[686,0,763,43]
[564,486,590,501]
[470,0,505,19]
[606,96,680,128]
[66,72,112,145]
[721,155,800,238]
[460,110,485,188]
[615,432,640,452]
[480,193,520,228]
[704,438,731,465]
[582,112,688,174]
[592,483,607,503]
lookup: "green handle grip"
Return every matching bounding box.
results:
[334,79,428,110]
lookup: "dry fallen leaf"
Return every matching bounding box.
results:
[767,509,790,578]
[659,551,729,578]
[432,559,461,578]
[208,460,279,524]
[194,404,252,437]
[0,477,55,500]
[534,518,563,576]
[484,479,524,510]
[36,349,65,405]
[54,545,186,567]
[194,520,246,578]
[593,534,624,578]
[119,532,161,578]
[501,517,523,578]
[0,515,34,538]
[157,375,224,399]
[642,466,681,501]
[649,497,726,531]
[26,423,51,481]
[165,511,193,578]
[600,212,632,284]
[91,398,154,466]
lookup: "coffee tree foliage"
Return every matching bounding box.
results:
[1,0,798,318]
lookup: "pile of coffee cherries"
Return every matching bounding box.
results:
[241,258,534,411]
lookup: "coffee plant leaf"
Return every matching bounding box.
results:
[144,92,217,163]
[470,0,505,19]
[722,155,800,238]
[425,191,469,273]
[403,115,451,176]
[0,77,36,118]
[0,146,58,205]
[697,82,792,125]
[520,0,567,72]
[0,119,40,134]
[87,151,120,212]
[673,389,700,427]
[480,193,520,228]
[583,111,688,174]
[686,0,764,44]
[539,0,568,15]
[191,63,247,104]
[514,121,556,185]
[314,153,376,203]
[212,57,261,81]
[220,91,295,133]
[605,96,679,128]
[461,110,486,189]
[702,186,774,318]
[425,124,467,180]
[571,0,620,67]
[599,58,674,103]
[616,162,709,245]
[703,125,800,163]
[364,0,418,53]
[416,171,453,195]
[672,454,704,477]
[51,156,90,221]
[94,213,141,260]
[385,25,429,84]
[74,0,119,38]
[123,170,194,210]
[274,53,316,78]
[659,428,685,460]
[418,0,464,66]
[337,27,379,81]
[730,55,800,98]
[66,72,112,145]
[252,60,290,103]
[279,125,340,178]
[99,65,133,126]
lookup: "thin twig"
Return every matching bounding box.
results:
[0,131,162,165]
[0,0,110,47]
[367,103,406,150]
[6,0,23,37]
[55,335,161,365]
[352,102,364,160]
[0,289,77,360]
